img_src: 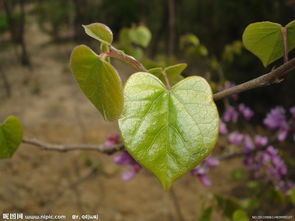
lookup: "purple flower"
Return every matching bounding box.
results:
[219,121,228,135]
[218,81,238,100]
[266,146,278,156]
[121,164,142,181]
[228,131,244,146]
[263,107,286,130]
[238,103,254,120]
[254,135,268,147]
[191,165,211,187]
[191,156,219,187]
[243,144,291,191]
[277,180,295,193]
[121,168,136,181]
[198,175,211,186]
[277,123,290,142]
[113,151,134,165]
[223,106,239,123]
[204,157,219,167]
[104,134,120,146]
[224,82,239,100]
[259,152,271,163]
[191,165,208,176]
[243,135,254,152]
[113,151,142,181]
[290,106,295,119]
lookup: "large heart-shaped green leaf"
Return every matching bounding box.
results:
[242,22,283,67]
[70,45,123,121]
[242,21,295,67]
[83,23,113,45]
[0,116,23,159]
[119,73,219,189]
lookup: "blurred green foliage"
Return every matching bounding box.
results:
[117,25,151,60]
[34,0,73,41]
[0,15,9,33]
[1,0,294,107]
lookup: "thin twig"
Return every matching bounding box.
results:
[217,136,278,161]
[217,146,268,161]
[213,57,295,101]
[22,137,124,153]
[101,46,147,72]
[169,187,185,221]
[103,45,295,101]
[44,166,98,213]
[108,45,295,101]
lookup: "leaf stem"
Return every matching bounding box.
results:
[281,26,288,63]
[162,70,172,90]
[100,46,147,72]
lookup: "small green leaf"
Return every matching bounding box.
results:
[165,63,187,84]
[289,188,295,204]
[148,67,163,78]
[129,25,152,48]
[149,63,187,86]
[215,195,241,218]
[232,210,249,221]
[242,21,283,67]
[0,116,23,158]
[119,73,219,189]
[180,33,200,49]
[286,20,295,52]
[197,45,209,56]
[231,168,246,181]
[70,45,123,121]
[83,23,113,45]
[199,206,213,221]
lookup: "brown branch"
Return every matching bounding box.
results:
[102,45,295,102]
[22,137,124,154]
[217,146,268,161]
[21,57,295,154]
[217,136,278,161]
[213,57,295,101]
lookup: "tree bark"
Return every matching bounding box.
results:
[19,0,31,66]
[167,0,176,58]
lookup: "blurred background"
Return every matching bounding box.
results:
[0,0,295,220]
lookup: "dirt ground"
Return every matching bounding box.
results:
[0,18,244,221]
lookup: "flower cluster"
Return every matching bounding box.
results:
[222,103,254,123]
[113,151,142,181]
[103,134,142,181]
[190,157,220,186]
[263,106,295,142]
[217,81,294,191]
[103,134,121,147]
[243,145,293,192]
